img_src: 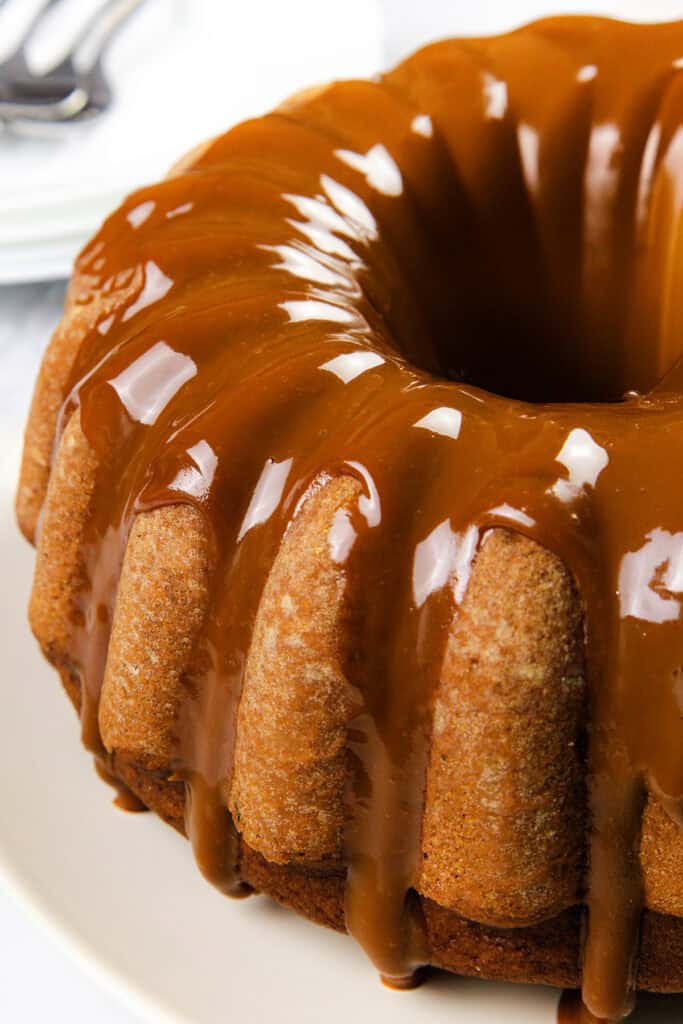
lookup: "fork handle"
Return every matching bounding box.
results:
[71,0,148,73]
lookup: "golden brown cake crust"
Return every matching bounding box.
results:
[16,269,143,544]
[26,413,683,990]
[99,504,211,762]
[28,413,98,668]
[111,752,683,993]
[229,475,361,866]
[420,529,586,926]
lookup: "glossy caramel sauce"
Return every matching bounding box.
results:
[45,16,683,1022]
[558,989,605,1023]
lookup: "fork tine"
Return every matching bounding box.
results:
[65,0,147,73]
[0,0,64,71]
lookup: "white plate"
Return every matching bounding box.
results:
[2,431,683,1022]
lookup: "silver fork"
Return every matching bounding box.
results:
[0,0,147,123]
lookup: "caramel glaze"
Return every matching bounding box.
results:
[558,989,604,1023]
[36,16,683,1022]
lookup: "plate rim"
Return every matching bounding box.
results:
[0,793,184,1024]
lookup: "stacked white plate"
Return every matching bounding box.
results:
[0,0,383,284]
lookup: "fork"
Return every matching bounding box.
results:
[0,0,147,123]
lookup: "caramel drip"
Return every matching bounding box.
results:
[46,17,683,1022]
[558,989,606,1023]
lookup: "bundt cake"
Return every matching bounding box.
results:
[16,15,683,1022]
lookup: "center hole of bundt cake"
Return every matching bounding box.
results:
[431,314,588,404]
[418,233,681,404]
[425,304,678,404]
